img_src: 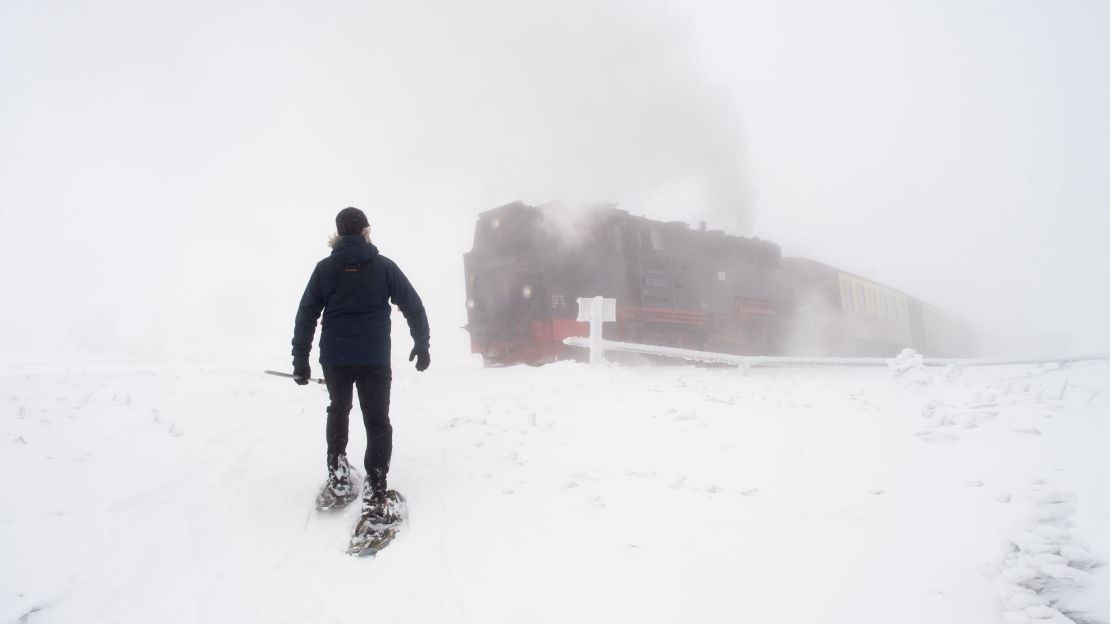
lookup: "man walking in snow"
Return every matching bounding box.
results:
[291,207,430,522]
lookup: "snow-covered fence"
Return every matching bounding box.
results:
[563,336,891,367]
[564,299,1110,368]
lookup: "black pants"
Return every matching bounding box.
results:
[322,365,392,475]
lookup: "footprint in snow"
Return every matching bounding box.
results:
[571,470,602,482]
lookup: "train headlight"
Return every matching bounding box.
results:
[466,298,476,310]
[522,285,533,299]
[491,218,501,230]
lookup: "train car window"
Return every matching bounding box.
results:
[840,281,851,310]
[650,230,664,251]
[898,299,907,320]
[609,225,623,253]
[853,283,864,312]
[879,293,888,318]
[718,271,726,281]
[866,289,876,315]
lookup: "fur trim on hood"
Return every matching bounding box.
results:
[329,226,372,248]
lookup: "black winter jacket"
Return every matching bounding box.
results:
[292,235,430,366]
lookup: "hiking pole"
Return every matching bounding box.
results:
[264,370,326,385]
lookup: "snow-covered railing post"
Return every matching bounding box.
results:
[576,296,617,365]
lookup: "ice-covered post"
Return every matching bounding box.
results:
[576,296,617,365]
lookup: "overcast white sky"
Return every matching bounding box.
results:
[1,0,1107,363]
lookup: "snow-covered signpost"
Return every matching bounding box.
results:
[576,296,617,365]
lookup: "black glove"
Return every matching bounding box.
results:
[409,348,430,372]
[293,357,311,386]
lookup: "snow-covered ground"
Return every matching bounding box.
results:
[2,357,1108,623]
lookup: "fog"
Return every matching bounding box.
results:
[2,0,1108,364]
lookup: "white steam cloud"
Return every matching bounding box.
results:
[365,0,756,234]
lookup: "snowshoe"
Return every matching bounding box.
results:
[347,490,407,557]
[315,455,361,511]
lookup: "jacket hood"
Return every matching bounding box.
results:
[330,234,380,264]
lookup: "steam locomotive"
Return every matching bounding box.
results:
[463,201,972,366]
